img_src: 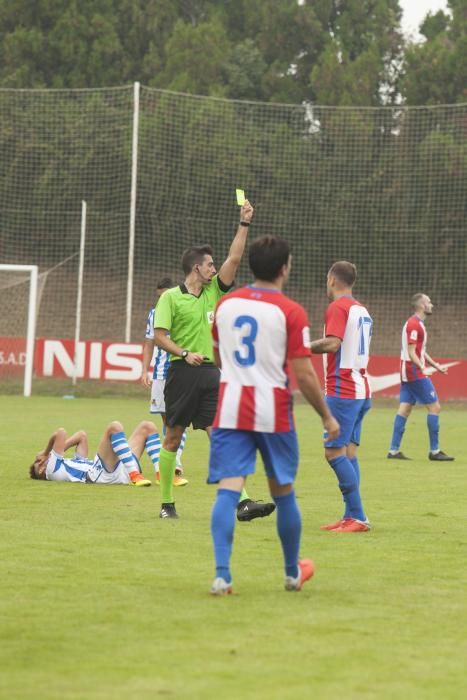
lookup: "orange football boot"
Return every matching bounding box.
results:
[332,518,370,532]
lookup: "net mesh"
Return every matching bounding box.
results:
[0,86,465,393]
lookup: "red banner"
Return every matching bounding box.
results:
[1,336,466,400]
[0,337,27,376]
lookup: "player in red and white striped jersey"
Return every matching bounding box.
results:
[311,261,372,533]
[388,293,454,461]
[208,235,339,595]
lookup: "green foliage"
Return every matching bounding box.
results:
[402,0,467,105]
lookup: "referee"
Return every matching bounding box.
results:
[154,199,275,521]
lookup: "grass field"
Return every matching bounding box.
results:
[1,395,466,700]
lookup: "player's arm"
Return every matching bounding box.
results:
[154,328,204,366]
[64,430,88,458]
[217,200,254,287]
[408,344,428,375]
[424,352,448,374]
[309,336,342,354]
[37,428,67,461]
[291,357,339,440]
[141,338,155,387]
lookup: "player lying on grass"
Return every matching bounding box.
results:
[29,420,165,486]
[208,235,339,595]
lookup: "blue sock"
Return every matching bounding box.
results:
[211,488,241,583]
[350,456,360,486]
[328,456,366,521]
[273,491,301,579]
[427,414,439,452]
[390,414,407,451]
[110,431,140,476]
[145,432,161,472]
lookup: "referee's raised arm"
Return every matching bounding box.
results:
[217,199,254,287]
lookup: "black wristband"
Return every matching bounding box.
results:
[239,221,250,227]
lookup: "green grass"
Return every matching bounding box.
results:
[1,396,466,700]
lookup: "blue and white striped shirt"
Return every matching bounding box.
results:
[145,308,171,380]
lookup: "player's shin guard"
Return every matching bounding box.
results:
[159,448,177,503]
[349,456,360,485]
[110,431,140,476]
[273,491,301,579]
[328,456,366,521]
[390,414,407,452]
[145,432,161,472]
[427,414,440,452]
[176,430,187,469]
[211,489,241,583]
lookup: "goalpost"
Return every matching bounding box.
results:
[0,264,38,397]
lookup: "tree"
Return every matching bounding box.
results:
[401,0,467,105]
[310,0,403,106]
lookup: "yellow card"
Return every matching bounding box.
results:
[236,188,245,206]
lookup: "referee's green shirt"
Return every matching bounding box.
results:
[154,274,231,362]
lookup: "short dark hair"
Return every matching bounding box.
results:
[181,245,213,275]
[411,292,426,309]
[329,261,357,287]
[156,277,174,290]
[248,235,290,281]
[29,463,38,479]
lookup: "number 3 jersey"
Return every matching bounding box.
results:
[323,296,372,400]
[211,286,312,433]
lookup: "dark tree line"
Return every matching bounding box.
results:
[0,1,465,105]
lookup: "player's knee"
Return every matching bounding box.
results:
[139,420,157,436]
[108,420,123,435]
[325,447,344,462]
[429,402,441,415]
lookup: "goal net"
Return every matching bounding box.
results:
[0,265,39,396]
[0,85,465,394]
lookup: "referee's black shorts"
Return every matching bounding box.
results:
[164,361,220,430]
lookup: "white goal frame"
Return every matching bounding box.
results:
[0,264,38,397]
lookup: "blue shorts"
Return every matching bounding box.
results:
[208,428,299,486]
[400,378,438,405]
[324,397,371,448]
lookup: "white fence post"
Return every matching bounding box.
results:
[125,81,140,343]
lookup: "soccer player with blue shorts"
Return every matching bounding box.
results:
[387,293,454,461]
[141,277,188,486]
[208,235,339,595]
[310,261,372,533]
[29,421,164,485]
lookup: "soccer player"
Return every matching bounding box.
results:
[387,293,454,461]
[208,235,339,595]
[153,199,275,521]
[141,277,188,486]
[29,421,162,485]
[310,261,372,533]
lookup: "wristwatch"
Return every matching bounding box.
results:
[181,350,189,360]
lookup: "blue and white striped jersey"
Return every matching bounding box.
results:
[145,308,171,380]
[45,450,93,482]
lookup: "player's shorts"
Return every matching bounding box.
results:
[150,378,166,414]
[86,455,131,485]
[400,378,438,405]
[324,396,371,448]
[164,361,220,430]
[208,428,299,486]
